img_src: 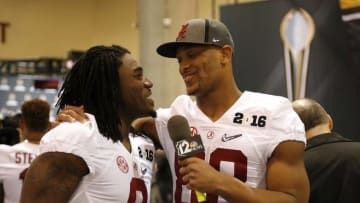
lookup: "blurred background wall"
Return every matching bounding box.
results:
[0,0,138,59]
[0,0,261,59]
[221,0,360,140]
[0,0,264,108]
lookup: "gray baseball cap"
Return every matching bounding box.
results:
[157,18,234,58]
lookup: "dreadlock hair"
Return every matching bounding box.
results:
[57,45,129,142]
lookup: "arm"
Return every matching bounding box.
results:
[20,152,89,203]
[179,141,309,203]
[132,117,160,148]
[52,105,88,128]
[54,106,161,147]
[0,183,3,203]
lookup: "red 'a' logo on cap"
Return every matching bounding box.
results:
[176,23,189,41]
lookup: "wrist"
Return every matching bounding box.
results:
[213,172,230,194]
[214,173,254,203]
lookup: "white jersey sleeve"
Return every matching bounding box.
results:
[263,94,305,157]
[155,107,173,154]
[0,142,40,203]
[0,144,12,164]
[40,118,97,174]
[129,132,155,203]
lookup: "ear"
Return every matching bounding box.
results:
[220,45,233,65]
[327,114,333,131]
[19,117,24,129]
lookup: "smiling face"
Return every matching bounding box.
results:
[176,45,225,97]
[118,53,156,119]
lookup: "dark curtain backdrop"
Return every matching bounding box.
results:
[221,0,360,140]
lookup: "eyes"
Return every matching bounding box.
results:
[176,47,206,64]
[133,67,144,80]
[131,66,144,80]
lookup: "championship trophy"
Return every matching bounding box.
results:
[280,8,315,100]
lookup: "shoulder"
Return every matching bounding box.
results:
[0,143,31,156]
[166,94,195,113]
[242,91,300,125]
[12,141,39,151]
[156,95,194,128]
[0,144,12,152]
[307,134,360,153]
[171,95,193,106]
[157,95,195,119]
[42,122,90,144]
[40,114,100,172]
[242,92,306,154]
[0,144,12,163]
[129,131,155,146]
[241,91,291,112]
[41,114,97,147]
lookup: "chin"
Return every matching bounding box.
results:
[186,89,196,96]
[136,110,157,119]
[148,110,157,118]
[143,102,157,117]
[186,84,199,96]
[146,104,157,117]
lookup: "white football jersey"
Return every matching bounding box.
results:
[129,131,155,202]
[40,114,154,203]
[155,91,306,203]
[0,142,40,203]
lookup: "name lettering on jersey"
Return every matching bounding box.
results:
[221,133,242,142]
[137,146,154,162]
[116,155,129,173]
[233,112,267,127]
[15,152,36,164]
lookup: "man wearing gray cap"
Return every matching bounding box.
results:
[135,18,310,203]
[61,18,310,203]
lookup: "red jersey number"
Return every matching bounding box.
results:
[127,178,147,203]
[174,148,247,203]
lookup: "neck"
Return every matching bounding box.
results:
[25,139,40,144]
[23,131,45,144]
[306,123,331,140]
[119,118,132,152]
[196,82,241,122]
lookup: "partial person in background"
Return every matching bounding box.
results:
[20,45,156,203]
[292,98,360,203]
[0,99,50,203]
[151,150,172,203]
[0,114,21,145]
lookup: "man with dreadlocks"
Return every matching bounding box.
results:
[20,45,156,203]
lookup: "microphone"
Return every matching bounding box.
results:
[167,115,208,203]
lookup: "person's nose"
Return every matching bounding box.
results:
[144,78,153,88]
[179,60,190,74]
